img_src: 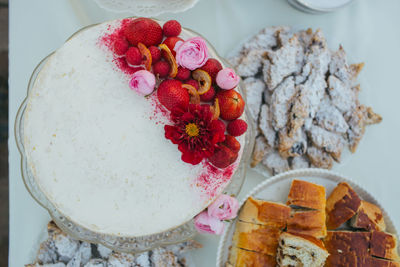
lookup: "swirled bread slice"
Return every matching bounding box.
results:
[276,232,329,267]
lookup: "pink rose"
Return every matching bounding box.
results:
[216,68,240,90]
[174,37,209,70]
[129,70,156,95]
[194,211,225,235]
[207,194,239,220]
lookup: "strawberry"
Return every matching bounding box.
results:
[176,67,191,81]
[149,46,161,63]
[125,47,142,66]
[200,85,216,102]
[200,58,223,83]
[113,38,129,56]
[153,61,171,78]
[157,80,189,110]
[162,37,183,57]
[227,119,248,136]
[185,79,199,90]
[216,90,245,121]
[209,145,237,168]
[223,135,241,153]
[163,20,182,37]
[124,18,163,46]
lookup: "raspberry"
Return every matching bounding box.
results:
[153,61,170,78]
[149,46,161,63]
[200,85,216,102]
[126,47,142,66]
[185,79,199,90]
[227,119,248,136]
[163,20,182,37]
[176,67,191,81]
[113,38,129,56]
[200,58,223,83]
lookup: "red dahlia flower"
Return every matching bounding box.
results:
[164,104,226,165]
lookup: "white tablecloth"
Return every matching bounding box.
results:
[9,0,400,266]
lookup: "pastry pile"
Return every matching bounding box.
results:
[26,221,201,267]
[227,180,400,267]
[229,27,382,174]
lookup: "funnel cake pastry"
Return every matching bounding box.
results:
[26,221,201,267]
[23,18,249,237]
[230,27,382,174]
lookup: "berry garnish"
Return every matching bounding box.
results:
[126,47,142,66]
[227,119,248,137]
[153,61,170,78]
[124,18,163,46]
[163,20,182,37]
[200,58,222,83]
[216,90,245,121]
[157,79,189,110]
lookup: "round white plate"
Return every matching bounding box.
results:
[216,168,399,267]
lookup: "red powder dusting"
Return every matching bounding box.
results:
[195,161,236,198]
[98,18,142,75]
[98,19,171,123]
[148,94,171,124]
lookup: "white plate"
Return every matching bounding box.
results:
[216,168,400,267]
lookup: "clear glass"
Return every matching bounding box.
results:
[14,20,255,253]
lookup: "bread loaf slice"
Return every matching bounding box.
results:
[370,231,400,261]
[287,180,326,210]
[238,197,290,229]
[326,182,362,229]
[287,210,327,238]
[232,221,281,256]
[276,232,329,267]
[351,200,386,231]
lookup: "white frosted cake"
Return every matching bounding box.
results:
[23,18,249,237]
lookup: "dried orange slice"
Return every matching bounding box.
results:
[192,69,211,95]
[138,42,152,71]
[158,43,178,78]
[182,84,200,104]
[210,98,220,120]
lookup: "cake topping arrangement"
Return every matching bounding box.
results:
[227,179,400,267]
[229,27,382,174]
[102,17,248,168]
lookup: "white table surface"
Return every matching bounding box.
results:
[9,0,400,266]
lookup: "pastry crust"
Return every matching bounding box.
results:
[287,210,327,239]
[286,180,326,210]
[351,200,386,231]
[323,231,371,257]
[325,252,357,267]
[370,231,400,261]
[232,221,281,256]
[326,182,362,229]
[238,197,291,229]
[227,247,276,267]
